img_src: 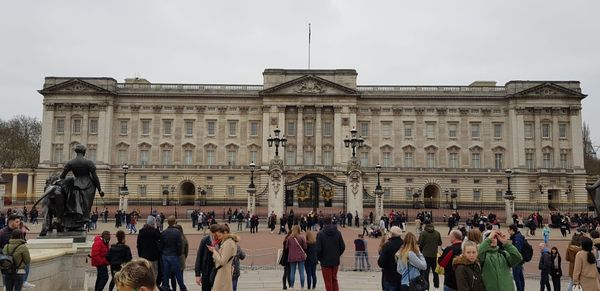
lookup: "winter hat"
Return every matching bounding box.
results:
[389,226,402,237]
[147,215,156,226]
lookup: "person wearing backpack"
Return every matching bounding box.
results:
[509,224,531,291]
[1,229,30,291]
[107,230,133,291]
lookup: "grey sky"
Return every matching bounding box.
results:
[1,1,599,143]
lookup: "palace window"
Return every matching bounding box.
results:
[228,120,238,137]
[249,149,258,164]
[473,189,481,201]
[120,120,129,135]
[250,121,259,137]
[287,121,296,136]
[140,149,149,166]
[206,149,215,165]
[359,122,369,137]
[227,149,237,166]
[524,122,534,139]
[163,120,172,136]
[382,151,392,167]
[227,186,235,196]
[493,123,503,139]
[87,145,97,162]
[542,123,551,139]
[206,120,216,136]
[89,119,98,134]
[448,152,459,168]
[404,152,413,167]
[543,153,553,168]
[55,118,65,134]
[448,123,457,138]
[184,149,194,165]
[404,122,413,138]
[53,144,64,162]
[139,185,147,197]
[426,153,436,168]
[425,123,436,139]
[286,149,296,165]
[494,153,503,169]
[359,151,369,167]
[118,149,128,165]
[471,153,481,168]
[185,120,194,136]
[304,150,314,166]
[141,120,151,136]
[305,120,314,136]
[526,150,535,169]
[161,149,172,165]
[560,153,569,169]
[323,149,333,166]
[381,121,392,137]
[405,188,413,200]
[559,123,568,139]
[323,121,333,137]
[496,190,503,201]
[72,118,81,134]
[471,123,481,139]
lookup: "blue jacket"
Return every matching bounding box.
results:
[160,226,182,256]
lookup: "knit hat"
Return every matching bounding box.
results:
[389,226,402,237]
[147,215,156,226]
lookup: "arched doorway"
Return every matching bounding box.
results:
[424,184,440,209]
[180,181,196,205]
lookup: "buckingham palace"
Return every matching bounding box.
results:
[32,68,588,213]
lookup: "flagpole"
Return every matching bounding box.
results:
[308,23,311,70]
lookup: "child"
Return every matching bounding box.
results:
[543,224,551,244]
[453,240,485,291]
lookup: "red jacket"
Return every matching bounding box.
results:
[91,235,109,267]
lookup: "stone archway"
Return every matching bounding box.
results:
[180,181,196,205]
[424,184,440,209]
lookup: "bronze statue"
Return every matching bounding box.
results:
[586,178,600,215]
[35,144,104,235]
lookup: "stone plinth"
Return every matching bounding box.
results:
[0,238,93,291]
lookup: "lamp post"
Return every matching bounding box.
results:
[504,168,515,221]
[267,127,287,157]
[538,184,544,212]
[247,161,257,214]
[344,127,364,157]
[119,164,130,212]
[171,185,177,219]
[374,163,384,219]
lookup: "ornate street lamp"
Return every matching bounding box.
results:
[119,164,130,212]
[344,127,364,157]
[538,184,544,212]
[247,161,257,214]
[374,163,384,219]
[267,127,287,157]
[504,168,514,199]
[171,185,177,219]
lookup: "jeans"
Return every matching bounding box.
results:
[540,271,551,291]
[95,265,109,291]
[355,251,369,270]
[5,274,24,291]
[305,263,317,289]
[424,256,440,288]
[233,278,238,291]
[383,280,400,291]
[289,261,306,288]
[282,263,290,288]
[321,266,339,291]
[513,264,525,291]
[567,279,573,291]
[109,265,122,291]
[162,256,187,291]
[551,274,561,291]
[444,286,457,291]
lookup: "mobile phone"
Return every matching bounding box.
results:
[492,225,499,230]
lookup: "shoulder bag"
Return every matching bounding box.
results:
[408,262,429,291]
[293,237,307,261]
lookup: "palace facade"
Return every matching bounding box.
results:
[33,69,588,211]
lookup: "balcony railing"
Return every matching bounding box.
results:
[116,83,264,92]
[357,85,506,93]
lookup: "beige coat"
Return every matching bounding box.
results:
[572,250,600,291]
[212,234,238,291]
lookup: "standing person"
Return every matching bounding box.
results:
[137,216,162,285]
[353,234,367,271]
[286,225,307,289]
[538,243,552,291]
[231,238,245,291]
[280,232,292,290]
[279,215,288,235]
[478,230,523,291]
[91,231,111,291]
[377,226,404,291]
[566,234,583,291]
[396,232,427,291]
[305,230,318,290]
[316,217,346,291]
[543,224,551,245]
[195,224,219,291]
[0,215,21,249]
[572,237,600,291]
[437,230,464,291]
[129,213,138,234]
[160,216,187,291]
[550,246,563,291]
[107,230,133,291]
[508,225,527,291]
[170,225,189,291]
[453,241,485,291]
[2,229,30,291]
[418,222,442,290]
[208,225,237,291]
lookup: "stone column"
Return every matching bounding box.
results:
[333,106,343,165]
[315,106,323,165]
[296,106,304,165]
[12,174,18,201]
[268,157,285,217]
[39,103,55,164]
[346,158,363,221]
[26,173,33,202]
[570,108,584,169]
[261,105,271,165]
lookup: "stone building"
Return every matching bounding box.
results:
[33,68,588,213]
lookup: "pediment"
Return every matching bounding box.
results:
[39,79,113,95]
[510,82,586,99]
[260,75,359,96]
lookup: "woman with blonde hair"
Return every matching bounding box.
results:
[286,224,307,289]
[396,232,427,291]
[305,230,318,290]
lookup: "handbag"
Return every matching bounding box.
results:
[293,237,307,261]
[572,285,583,291]
[407,262,428,291]
[278,247,289,266]
[435,252,445,275]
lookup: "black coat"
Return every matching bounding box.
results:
[438,242,463,289]
[316,225,345,267]
[305,242,318,265]
[195,235,215,278]
[377,236,403,283]
[137,225,161,261]
[160,226,182,257]
[107,242,133,268]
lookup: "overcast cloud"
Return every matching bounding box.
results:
[1,1,599,144]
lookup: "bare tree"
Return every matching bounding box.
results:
[0,115,41,168]
[583,122,600,175]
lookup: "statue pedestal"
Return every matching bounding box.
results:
[0,238,93,290]
[38,230,87,243]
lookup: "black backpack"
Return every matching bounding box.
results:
[0,242,25,274]
[521,238,534,262]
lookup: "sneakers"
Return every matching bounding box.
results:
[23,282,36,288]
